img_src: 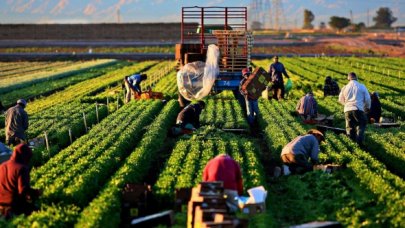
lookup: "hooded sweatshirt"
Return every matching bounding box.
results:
[202,154,243,195]
[0,144,37,208]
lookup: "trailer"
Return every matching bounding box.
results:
[175,6,253,93]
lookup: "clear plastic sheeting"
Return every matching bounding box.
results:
[177,44,220,101]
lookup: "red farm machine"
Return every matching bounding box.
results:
[175,6,253,93]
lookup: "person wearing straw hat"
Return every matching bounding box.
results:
[339,72,371,147]
[280,129,325,175]
[5,99,29,146]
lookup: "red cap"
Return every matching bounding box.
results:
[242,68,250,76]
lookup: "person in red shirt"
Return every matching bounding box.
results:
[0,144,41,219]
[202,154,243,212]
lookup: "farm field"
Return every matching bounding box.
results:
[0,57,404,227]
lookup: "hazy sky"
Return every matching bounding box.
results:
[0,0,404,28]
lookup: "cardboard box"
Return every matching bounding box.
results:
[240,202,266,216]
[241,67,270,100]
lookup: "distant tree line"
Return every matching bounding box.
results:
[250,7,397,31]
[308,7,397,32]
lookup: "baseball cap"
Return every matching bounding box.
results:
[242,68,250,76]
[17,99,27,106]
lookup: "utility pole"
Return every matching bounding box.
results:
[350,10,353,24]
[263,0,272,29]
[117,8,121,23]
[350,9,354,32]
[367,8,369,27]
[272,0,285,30]
[250,0,272,29]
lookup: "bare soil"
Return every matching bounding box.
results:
[254,34,405,57]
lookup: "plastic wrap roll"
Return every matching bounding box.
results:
[177,44,219,101]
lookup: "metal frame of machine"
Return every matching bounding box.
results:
[175,6,253,92]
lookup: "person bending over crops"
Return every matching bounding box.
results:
[124,73,148,103]
[0,144,41,219]
[5,99,29,146]
[176,101,205,130]
[269,56,289,100]
[281,129,325,175]
[170,101,205,136]
[339,72,371,147]
[203,154,243,213]
[366,91,381,124]
[296,91,318,121]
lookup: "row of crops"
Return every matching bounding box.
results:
[0,57,404,227]
[0,60,117,95]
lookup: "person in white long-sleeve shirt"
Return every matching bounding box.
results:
[339,72,371,146]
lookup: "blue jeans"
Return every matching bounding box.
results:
[345,110,367,146]
[246,99,259,125]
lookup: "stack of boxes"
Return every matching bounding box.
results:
[187,182,248,228]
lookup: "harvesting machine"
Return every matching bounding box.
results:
[175,6,253,95]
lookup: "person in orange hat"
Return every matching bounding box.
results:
[239,67,260,127]
[280,129,325,174]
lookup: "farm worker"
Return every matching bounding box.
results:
[339,72,371,147]
[268,55,290,100]
[323,76,340,97]
[296,91,318,121]
[176,101,205,131]
[0,144,41,219]
[202,154,243,212]
[5,99,29,146]
[240,67,259,127]
[281,129,325,175]
[177,92,191,110]
[124,73,148,103]
[366,91,382,124]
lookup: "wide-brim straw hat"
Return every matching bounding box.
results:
[307,129,325,141]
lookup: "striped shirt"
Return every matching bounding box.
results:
[296,94,318,117]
